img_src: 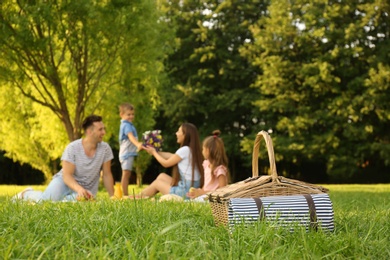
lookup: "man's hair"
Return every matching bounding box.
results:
[119,103,134,114]
[82,115,103,131]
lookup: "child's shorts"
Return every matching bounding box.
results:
[120,157,134,171]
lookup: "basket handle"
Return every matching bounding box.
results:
[252,131,278,180]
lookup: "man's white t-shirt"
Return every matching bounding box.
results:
[55,139,114,196]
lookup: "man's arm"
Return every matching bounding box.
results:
[102,160,114,197]
[62,160,92,198]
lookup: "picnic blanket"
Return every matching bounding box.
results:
[228,193,334,232]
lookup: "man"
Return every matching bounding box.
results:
[13,115,115,202]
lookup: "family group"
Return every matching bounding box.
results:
[13,103,229,202]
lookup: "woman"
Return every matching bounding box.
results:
[139,123,204,198]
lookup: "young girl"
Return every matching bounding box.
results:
[138,123,204,198]
[187,130,229,200]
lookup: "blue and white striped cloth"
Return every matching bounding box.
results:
[228,193,334,232]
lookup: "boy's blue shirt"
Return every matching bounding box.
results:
[119,120,138,160]
[119,120,138,142]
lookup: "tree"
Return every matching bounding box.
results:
[158,0,269,181]
[241,0,390,182]
[0,0,171,181]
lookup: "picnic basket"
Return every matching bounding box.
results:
[207,130,329,226]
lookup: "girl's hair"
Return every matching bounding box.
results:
[119,103,134,114]
[203,130,230,182]
[171,123,204,187]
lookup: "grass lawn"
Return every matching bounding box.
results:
[1,184,389,259]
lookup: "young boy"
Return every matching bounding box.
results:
[119,103,143,196]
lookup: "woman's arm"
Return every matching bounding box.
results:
[153,151,182,168]
[157,151,174,159]
[144,146,182,168]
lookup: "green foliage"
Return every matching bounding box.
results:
[1,184,390,258]
[0,87,67,178]
[1,0,389,183]
[241,0,390,179]
[0,0,172,179]
[158,0,269,181]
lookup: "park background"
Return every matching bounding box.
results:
[1,0,389,186]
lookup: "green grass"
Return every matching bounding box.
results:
[1,184,390,259]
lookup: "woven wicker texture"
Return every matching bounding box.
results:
[207,130,328,226]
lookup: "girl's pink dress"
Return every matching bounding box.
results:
[202,160,228,192]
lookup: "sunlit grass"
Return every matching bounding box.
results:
[0,185,46,196]
[0,184,145,198]
[1,184,390,259]
[323,184,390,193]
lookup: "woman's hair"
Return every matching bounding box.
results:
[203,130,229,182]
[82,115,103,132]
[171,123,204,187]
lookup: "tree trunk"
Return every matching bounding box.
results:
[136,172,143,188]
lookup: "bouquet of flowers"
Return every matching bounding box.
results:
[142,130,163,151]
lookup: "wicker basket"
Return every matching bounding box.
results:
[207,130,329,226]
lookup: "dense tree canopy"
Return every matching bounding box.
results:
[241,0,390,181]
[157,0,389,183]
[1,0,389,184]
[158,0,269,181]
[0,0,170,180]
